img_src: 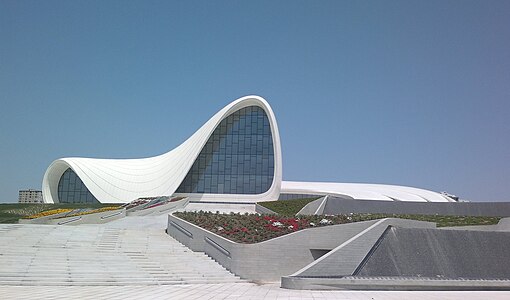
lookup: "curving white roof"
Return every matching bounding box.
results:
[42,95,453,204]
[281,181,454,202]
[42,96,283,203]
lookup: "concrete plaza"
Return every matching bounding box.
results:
[1,211,509,299]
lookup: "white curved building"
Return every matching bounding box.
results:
[42,95,454,204]
[280,181,453,202]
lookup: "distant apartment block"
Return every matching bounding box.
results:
[18,189,43,204]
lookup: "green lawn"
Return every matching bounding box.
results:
[257,198,501,227]
[0,203,120,224]
[379,213,501,228]
[258,197,319,216]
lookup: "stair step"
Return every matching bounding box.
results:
[0,224,244,286]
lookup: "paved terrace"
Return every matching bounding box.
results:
[0,223,242,286]
[1,208,510,299]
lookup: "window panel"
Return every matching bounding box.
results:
[57,169,99,203]
[176,106,275,194]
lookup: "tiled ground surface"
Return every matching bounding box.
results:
[0,224,242,286]
[1,283,509,300]
[2,212,510,299]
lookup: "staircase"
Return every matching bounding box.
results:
[0,224,244,286]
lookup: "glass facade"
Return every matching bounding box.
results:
[278,193,322,201]
[58,168,99,204]
[176,106,275,194]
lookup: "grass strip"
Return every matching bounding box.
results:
[257,197,320,216]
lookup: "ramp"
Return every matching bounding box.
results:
[357,227,510,279]
[282,226,510,290]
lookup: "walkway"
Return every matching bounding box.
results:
[0,283,509,299]
[1,214,510,299]
[0,224,242,286]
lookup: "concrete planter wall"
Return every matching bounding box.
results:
[47,209,126,225]
[18,210,73,224]
[282,222,510,291]
[254,203,277,215]
[127,198,189,216]
[19,209,126,225]
[167,214,433,281]
[323,197,510,217]
[296,196,327,215]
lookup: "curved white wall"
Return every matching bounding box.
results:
[42,96,282,204]
[42,95,452,204]
[281,181,455,202]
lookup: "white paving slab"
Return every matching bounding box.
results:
[0,283,509,299]
[0,223,242,286]
[2,214,510,299]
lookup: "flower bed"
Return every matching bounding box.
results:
[173,211,502,244]
[53,206,121,219]
[24,208,73,219]
[1,204,57,223]
[123,196,186,211]
[2,203,122,223]
[174,211,374,243]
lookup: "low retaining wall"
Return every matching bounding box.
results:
[254,203,277,215]
[323,197,510,217]
[297,196,327,215]
[286,219,435,279]
[46,209,126,225]
[167,214,434,282]
[127,198,189,216]
[356,227,510,279]
[20,209,126,225]
[281,277,510,291]
[18,210,74,224]
[283,224,510,291]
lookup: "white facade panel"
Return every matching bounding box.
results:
[42,95,451,204]
[42,96,282,204]
[281,181,454,202]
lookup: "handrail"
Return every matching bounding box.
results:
[100,210,124,219]
[159,204,179,213]
[57,216,82,225]
[205,236,231,258]
[170,221,193,238]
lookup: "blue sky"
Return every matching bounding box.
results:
[1,0,509,203]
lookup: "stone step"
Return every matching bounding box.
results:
[0,223,243,286]
[18,272,234,278]
[0,279,245,286]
